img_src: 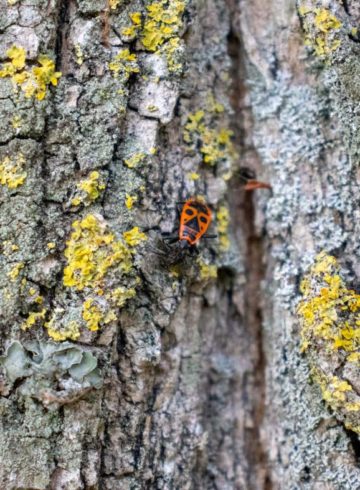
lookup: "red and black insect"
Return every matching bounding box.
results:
[162,199,215,258]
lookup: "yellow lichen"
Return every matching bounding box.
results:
[11,115,22,129]
[71,171,106,207]
[109,49,139,81]
[47,242,56,250]
[299,252,360,432]
[21,309,47,331]
[159,36,183,73]
[82,298,103,332]
[141,0,185,51]
[299,7,342,57]
[8,262,24,281]
[198,260,218,280]
[187,172,200,181]
[0,153,27,189]
[45,316,81,341]
[74,44,84,65]
[63,214,133,291]
[183,110,235,166]
[124,152,145,168]
[109,0,121,9]
[2,241,19,257]
[59,215,144,339]
[123,227,147,247]
[125,193,137,209]
[298,252,360,356]
[0,45,61,101]
[111,286,137,307]
[216,206,230,251]
[122,11,142,38]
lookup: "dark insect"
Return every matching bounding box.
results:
[238,167,272,191]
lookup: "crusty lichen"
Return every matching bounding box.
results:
[121,2,186,72]
[183,110,235,168]
[125,193,137,209]
[71,171,106,207]
[123,152,146,168]
[197,259,218,280]
[298,252,360,432]
[0,153,27,189]
[299,6,342,57]
[216,205,230,252]
[0,45,61,100]
[141,0,185,52]
[7,262,24,281]
[41,214,147,340]
[109,49,139,81]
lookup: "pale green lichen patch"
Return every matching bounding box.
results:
[39,214,147,341]
[298,252,360,432]
[183,110,235,167]
[0,341,102,407]
[71,171,106,207]
[0,153,27,189]
[0,45,61,100]
[299,6,342,57]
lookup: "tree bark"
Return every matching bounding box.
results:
[0,0,360,489]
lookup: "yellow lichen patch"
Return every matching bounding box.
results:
[2,241,19,257]
[47,242,56,250]
[59,214,144,339]
[206,94,225,114]
[109,49,139,81]
[122,11,142,38]
[71,171,106,207]
[198,260,217,280]
[299,7,342,57]
[111,286,137,307]
[299,252,360,432]
[74,44,84,65]
[11,115,22,129]
[183,110,235,166]
[109,0,121,9]
[0,153,27,189]
[8,262,24,281]
[187,172,200,181]
[82,298,103,332]
[123,227,147,247]
[298,252,360,356]
[63,214,133,291]
[159,36,183,73]
[124,152,145,168]
[216,205,230,251]
[45,316,81,341]
[22,309,47,331]
[0,45,61,101]
[125,193,137,209]
[141,0,185,51]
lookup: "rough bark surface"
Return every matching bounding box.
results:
[0,0,360,489]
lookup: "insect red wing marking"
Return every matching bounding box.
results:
[179,199,212,245]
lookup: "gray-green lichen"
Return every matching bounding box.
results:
[0,341,102,408]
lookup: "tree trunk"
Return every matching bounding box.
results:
[1,0,360,488]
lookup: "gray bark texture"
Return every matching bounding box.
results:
[1,0,360,488]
